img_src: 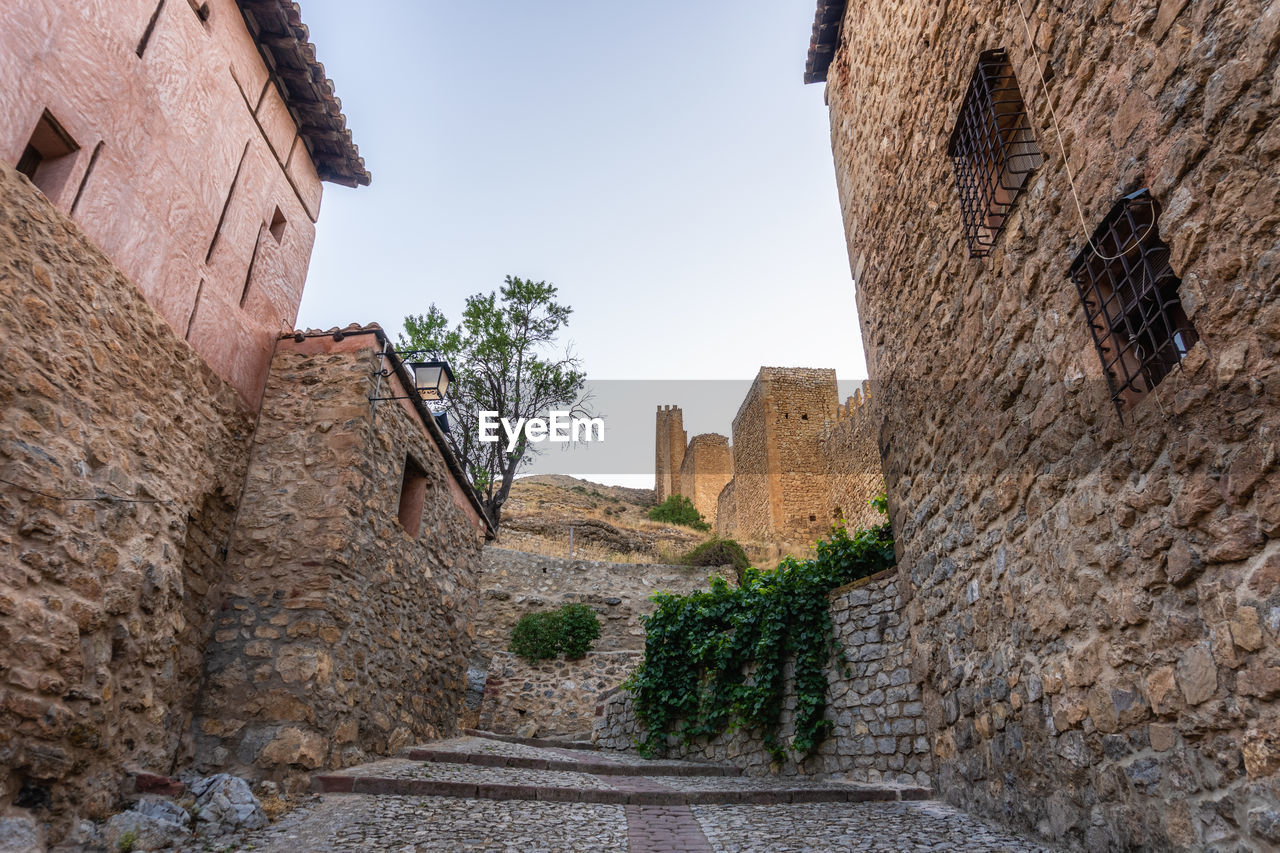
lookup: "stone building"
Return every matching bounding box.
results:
[0,0,369,406]
[0,0,491,840]
[807,0,1280,848]
[655,367,883,547]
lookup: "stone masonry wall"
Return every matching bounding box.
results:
[192,331,487,791]
[679,433,733,527]
[595,570,930,786]
[821,388,885,533]
[825,0,1280,848]
[767,368,840,541]
[479,651,642,738]
[0,163,252,825]
[654,405,686,503]
[473,547,722,666]
[722,374,771,540]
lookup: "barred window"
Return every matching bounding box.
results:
[1069,190,1198,411]
[948,48,1042,258]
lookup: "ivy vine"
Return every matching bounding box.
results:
[625,505,895,761]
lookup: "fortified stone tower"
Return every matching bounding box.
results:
[654,405,686,502]
[679,433,733,526]
[723,367,838,541]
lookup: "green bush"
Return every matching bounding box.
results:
[681,538,751,583]
[626,503,895,760]
[558,603,602,659]
[509,611,560,661]
[647,494,710,531]
[509,603,602,661]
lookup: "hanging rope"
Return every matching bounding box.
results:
[1011,0,1153,260]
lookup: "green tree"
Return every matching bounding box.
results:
[400,276,587,526]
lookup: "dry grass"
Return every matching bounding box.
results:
[495,533,666,564]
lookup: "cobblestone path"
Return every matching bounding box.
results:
[216,732,1056,852]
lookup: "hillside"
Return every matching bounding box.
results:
[496,474,709,563]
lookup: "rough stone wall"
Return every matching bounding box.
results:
[725,374,772,540]
[679,433,733,527]
[715,480,737,540]
[594,571,929,786]
[766,368,839,540]
[193,331,487,791]
[825,0,1280,848]
[820,388,885,533]
[0,163,252,824]
[479,651,642,737]
[473,547,723,666]
[654,405,686,503]
[0,0,324,406]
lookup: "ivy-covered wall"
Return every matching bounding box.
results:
[594,569,930,786]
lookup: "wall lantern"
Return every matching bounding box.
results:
[408,360,454,401]
[369,348,455,415]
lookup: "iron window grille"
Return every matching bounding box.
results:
[1069,189,1199,413]
[948,48,1043,258]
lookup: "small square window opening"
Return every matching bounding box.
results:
[18,110,81,202]
[397,455,428,537]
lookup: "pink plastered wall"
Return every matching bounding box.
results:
[0,0,325,408]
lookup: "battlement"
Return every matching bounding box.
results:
[656,367,883,544]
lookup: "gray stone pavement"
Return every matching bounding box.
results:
[198,734,1056,852]
[209,794,1056,852]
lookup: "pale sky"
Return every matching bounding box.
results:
[294,0,868,385]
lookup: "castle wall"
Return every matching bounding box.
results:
[0,0,323,407]
[821,388,885,533]
[765,367,839,540]
[0,161,253,824]
[193,331,487,791]
[728,375,772,540]
[679,433,733,527]
[825,0,1280,847]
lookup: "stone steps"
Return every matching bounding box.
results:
[312,734,932,807]
[463,727,598,751]
[402,746,741,777]
[312,771,930,805]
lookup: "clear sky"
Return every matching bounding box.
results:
[294,0,868,385]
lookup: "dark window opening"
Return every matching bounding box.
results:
[397,455,428,537]
[17,111,80,201]
[809,515,817,522]
[17,145,41,180]
[269,206,286,243]
[948,48,1042,258]
[1069,189,1198,413]
[801,414,808,420]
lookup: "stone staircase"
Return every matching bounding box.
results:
[312,730,931,807]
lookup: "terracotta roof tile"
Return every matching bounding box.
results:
[804,0,848,84]
[236,0,371,186]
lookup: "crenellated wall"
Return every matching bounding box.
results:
[657,367,884,549]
